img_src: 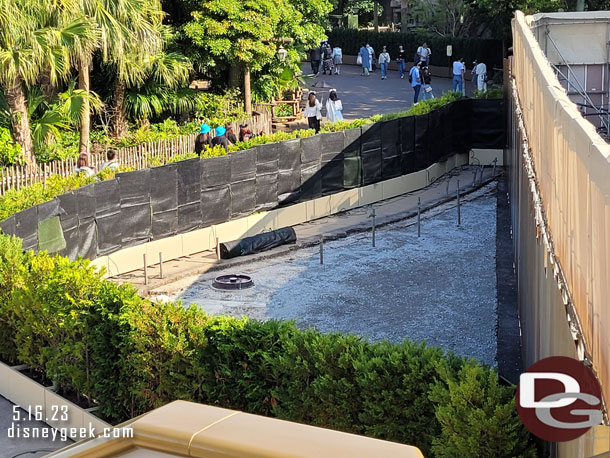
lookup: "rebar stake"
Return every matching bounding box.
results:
[143,254,148,285]
[159,252,163,279]
[457,180,461,227]
[215,237,220,260]
[417,197,421,238]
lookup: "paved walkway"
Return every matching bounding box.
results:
[303,63,476,120]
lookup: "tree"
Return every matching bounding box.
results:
[76,0,162,155]
[0,0,95,165]
[109,26,191,138]
[183,0,331,111]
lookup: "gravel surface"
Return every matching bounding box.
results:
[173,190,498,366]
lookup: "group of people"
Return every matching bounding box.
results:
[74,150,120,177]
[358,42,432,79]
[194,123,256,156]
[310,40,343,76]
[451,58,488,93]
[304,89,344,133]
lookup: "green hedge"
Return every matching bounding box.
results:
[327,28,504,70]
[0,233,535,457]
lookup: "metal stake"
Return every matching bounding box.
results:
[319,235,324,264]
[457,180,461,227]
[159,252,164,279]
[417,197,421,238]
[370,207,376,247]
[445,179,449,196]
[472,169,477,187]
[492,157,497,178]
[215,237,220,260]
[143,254,148,285]
[479,166,485,184]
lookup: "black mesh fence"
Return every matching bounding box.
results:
[1,99,505,260]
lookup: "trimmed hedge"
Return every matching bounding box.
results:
[327,28,504,70]
[0,233,535,457]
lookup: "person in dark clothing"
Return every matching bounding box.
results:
[194,123,212,156]
[321,41,333,75]
[310,47,321,75]
[225,124,237,144]
[211,125,229,152]
[239,124,252,142]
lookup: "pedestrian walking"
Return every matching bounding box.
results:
[421,66,435,100]
[321,41,333,75]
[474,60,488,91]
[425,43,431,66]
[332,45,343,75]
[358,44,370,76]
[409,62,422,105]
[225,124,237,144]
[379,46,390,80]
[366,43,375,72]
[452,58,465,93]
[304,92,322,133]
[397,45,406,79]
[211,125,229,152]
[325,89,344,123]
[310,47,321,75]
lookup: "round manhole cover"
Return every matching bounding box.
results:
[212,274,254,290]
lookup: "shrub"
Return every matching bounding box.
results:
[0,128,24,166]
[473,88,504,99]
[0,233,535,457]
[327,28,504,70]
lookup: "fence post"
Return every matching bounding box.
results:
[417,197,421,238]
[159,252,164,279]
[457,180,461,227]
[143,254,148,285]
[319,235,324,264]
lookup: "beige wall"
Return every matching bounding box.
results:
[511,10,610,456]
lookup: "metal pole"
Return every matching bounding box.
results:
[457,180,461,227]
[479,166,485,184]
[417,197,421,238]
[159,252,163,279]
[492,158,497,178]
[446,179,449,196]
[371,207,376,247]
[319,235,324,264]
[215,237,220,260]
[143,254,148,285]
[472,169,477,187]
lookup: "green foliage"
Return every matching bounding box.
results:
[473,88,504,99]
[0,128,23,166]
[327,28,504,70]
[0,233,535,457]
[430,361,537,457]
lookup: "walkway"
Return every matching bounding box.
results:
[303,63,476,120]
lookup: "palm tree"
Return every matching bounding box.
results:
[77,0,162,154]
[110,27,191,138]
[0,0,96,165]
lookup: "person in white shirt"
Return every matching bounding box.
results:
[474,61,488,91]
[99,150,120,172]
[325,90,343,123]
[378,46,390,80]
[74,153,96,177]
[332,46,343,75]
[366,44,375,72]
[304,92,322,133]
[417,43,430,64]
[452,58,465,93]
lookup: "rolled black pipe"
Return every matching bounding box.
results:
[220,226,297,259]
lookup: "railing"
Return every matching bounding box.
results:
[0,107,271,195]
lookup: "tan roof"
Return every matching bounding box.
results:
[46,401,424,458]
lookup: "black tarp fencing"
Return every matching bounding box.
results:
[1,99,506,260]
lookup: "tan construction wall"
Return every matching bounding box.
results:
[511,11,610,456]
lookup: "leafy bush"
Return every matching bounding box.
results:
[0,234,536,457]
[473,88,504,99]
[327,28,504,70]
[0,128,24,166]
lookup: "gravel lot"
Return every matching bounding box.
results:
[173,190,498,366]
